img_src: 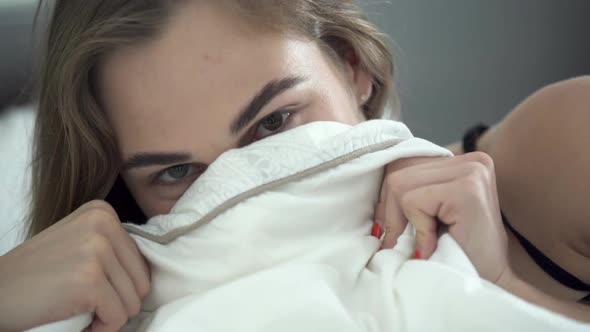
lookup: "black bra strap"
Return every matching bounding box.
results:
[462,124,490,153]
[502,212,590,292]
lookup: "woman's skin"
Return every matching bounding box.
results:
[0,201,150,332]
[97,4,371,218]
[0,2,588,331]
[447,76,590,303]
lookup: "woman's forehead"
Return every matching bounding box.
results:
[96,4,332,160]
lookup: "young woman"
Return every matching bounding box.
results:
[0,1,588,331]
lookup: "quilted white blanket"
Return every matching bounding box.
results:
[29,120,589,332]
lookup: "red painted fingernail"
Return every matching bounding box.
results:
[371,223,383,239]
[412,249,421,260]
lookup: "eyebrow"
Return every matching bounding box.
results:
[230,75,307,135]
[122,152,193,170]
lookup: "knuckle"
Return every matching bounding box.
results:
[399,190,424,217]
[467,151,495,170]
[387,156,441,173]
[386,172,409,195]
[461,174,485,197]
[137,278,151,300]
[75,291,97,314]
[87,234,112,257]
[77,261,104,288]
[85,211,121,235]
[87,202,118,222]
[467,159,494,185]
[438,200,457,222]
[85,200,117,216]
[415,227,436,239]
[399,191,415,208]
[128,298,141,317]
[466,161,488,177]
[114,311,128,328]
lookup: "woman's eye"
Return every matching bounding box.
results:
[253,111,292,141]
[157,164,200,185]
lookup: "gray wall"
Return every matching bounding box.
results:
[361,0,590,144]
[0,0,37,109]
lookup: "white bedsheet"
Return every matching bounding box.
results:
[29,120,590,331]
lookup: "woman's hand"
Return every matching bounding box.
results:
[0,200,150,332]
[374,152,510,284]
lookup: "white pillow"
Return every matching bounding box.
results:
[0,106,34,254]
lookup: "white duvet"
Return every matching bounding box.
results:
[30,120,589,332]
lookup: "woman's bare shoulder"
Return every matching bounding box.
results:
[489,75,590,208]
[487,76,590,278]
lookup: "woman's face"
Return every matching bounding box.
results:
[98,3,373,218]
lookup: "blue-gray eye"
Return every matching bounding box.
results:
[253,111,291,141]
[157,164,195,184]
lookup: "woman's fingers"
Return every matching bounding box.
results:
[378,157,443,248]
[89,282,127,332]
[380,196,408,248]
[80,202,148,329]
[84,202,151,301]
[384,154,489,195]
[384,151,505,281]
[108,230,150,300]
[389,152,491,174]
[373,198,386,225]
[81,202,149,331]
[0,200,151,332]
[379,156,488,249]
[100,243,141,318]
[400,185,444,258]
[395,163,488,257]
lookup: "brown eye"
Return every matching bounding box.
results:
[261,112,284,130]
[253,111,291,141]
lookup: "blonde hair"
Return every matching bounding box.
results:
[29,0,395,236]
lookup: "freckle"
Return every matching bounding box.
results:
[202,53,221,63]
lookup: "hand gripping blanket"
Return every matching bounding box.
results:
[29,120,590,332]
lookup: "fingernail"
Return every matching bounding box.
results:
[412,249,421,260]
[371,222,384,239]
